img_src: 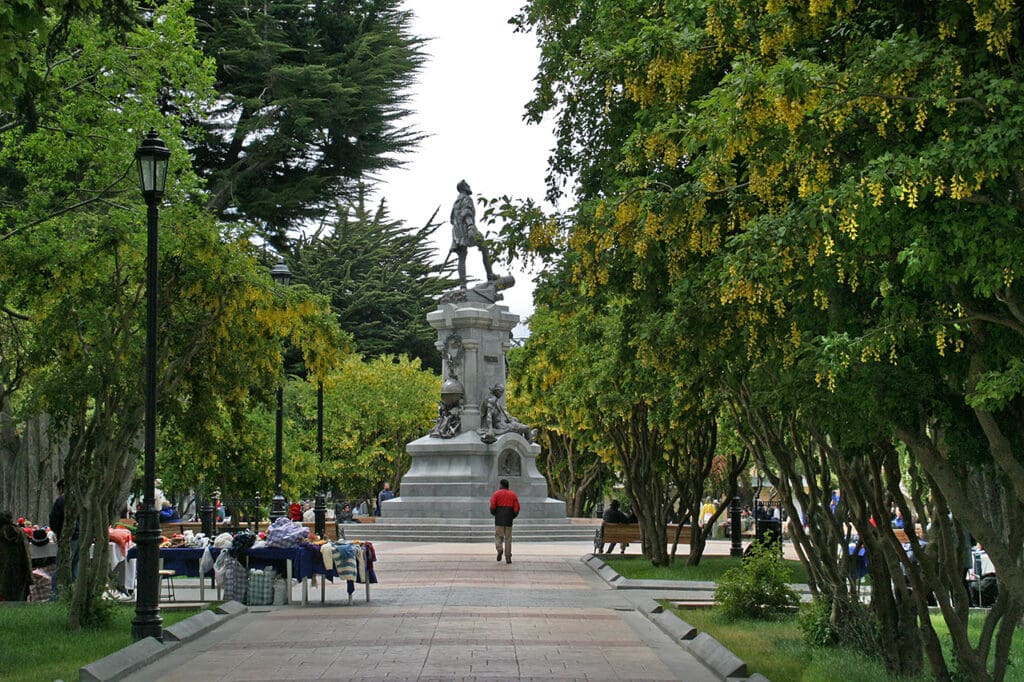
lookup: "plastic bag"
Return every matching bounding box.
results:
[199,546,214,575]
[213,549,230,586]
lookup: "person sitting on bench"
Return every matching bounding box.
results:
[602,500,632,553]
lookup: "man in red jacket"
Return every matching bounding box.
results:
[489,479,520,564]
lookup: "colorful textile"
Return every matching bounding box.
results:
[108,527,132,555]
[265,517,309,548]
[332,542,358,581]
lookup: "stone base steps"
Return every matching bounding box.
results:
[335,518,600,543]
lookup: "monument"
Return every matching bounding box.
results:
[380,181,567,521]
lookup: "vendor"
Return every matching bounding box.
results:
[0,511,31,601]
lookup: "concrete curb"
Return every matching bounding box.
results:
[684,632,747,679]
[79,602,247,682]
[583,555,762,681]
[642,598,698,641]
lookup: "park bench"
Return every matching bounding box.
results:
[893,527,925,545]
[595,523,693,554]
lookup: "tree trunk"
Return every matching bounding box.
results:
[0,411,66,523]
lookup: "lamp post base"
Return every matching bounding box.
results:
[270,492,286,521]
[729,495,744,558]
[131,508,163,641]
[314,493,327,538]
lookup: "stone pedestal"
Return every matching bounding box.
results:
[380,284,567,521]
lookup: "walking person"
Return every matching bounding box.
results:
[490,479,520,564]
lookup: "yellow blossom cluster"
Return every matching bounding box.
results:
[749,161,787,204]
[860,344,882,363]
[528,218,560,252]
[814,370,838,392]
[868,180,886,207]
[935,325,949,356]
[838,207,858,239]
[897,182,921,208]
[813,288,830,310]
[968,0,1017,54]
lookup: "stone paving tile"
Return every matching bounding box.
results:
[117,541,723,681]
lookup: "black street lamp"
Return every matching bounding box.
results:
[730,495,743,558]
[132,130,170,642]
[269,261,291,521]
[314,380,326,537]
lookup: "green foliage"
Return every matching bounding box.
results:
[291,189,456,373]
[798,596,835,647]
[505,1,1024,677]
[714,542,799,620]
[310,354,437,500]
[0,0,135,114]
[798,596,878,654]
[188,0,426,250]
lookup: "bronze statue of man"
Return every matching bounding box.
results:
[449,180,496,288]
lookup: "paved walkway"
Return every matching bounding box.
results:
[119,540,741,681]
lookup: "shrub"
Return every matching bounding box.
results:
[799,596,836,646]
[715,541,799,619]
[798,595,877,655]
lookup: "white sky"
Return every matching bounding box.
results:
[373,1,556,337]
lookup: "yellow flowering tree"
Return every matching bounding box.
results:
[507,1,1024,678]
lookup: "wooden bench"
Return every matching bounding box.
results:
[893,527,924,545]
[596,523,693,553]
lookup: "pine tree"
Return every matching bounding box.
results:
[292,187,457,373]
[185,0,425,251]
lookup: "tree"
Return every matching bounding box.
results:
[309,354,437,501]
[507,306,611,518]
[290,189,456,373]
[510,1,1024,678]
[0,0,134,114]
[0,1,343,630]
[185,0,425,251]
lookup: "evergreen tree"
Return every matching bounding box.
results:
[291,188,457,373]
[185,0,425,250]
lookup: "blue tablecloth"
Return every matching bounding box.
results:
[126,546,221,577]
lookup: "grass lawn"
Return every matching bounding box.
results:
[0,603,202,682]
[606,553,1023,679]
[603,553,810,584]
[669,604,923,681]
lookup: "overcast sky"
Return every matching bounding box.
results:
[373,1,556,336]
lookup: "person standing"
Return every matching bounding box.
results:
[376,482,394,516]
[48,478,78,597]
[490,479,520,564]
[0,510,32,601]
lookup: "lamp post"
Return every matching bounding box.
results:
[730,494,743,558]
[131,130,170,641]
[313,380,327,537]
[269,261,291,521]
